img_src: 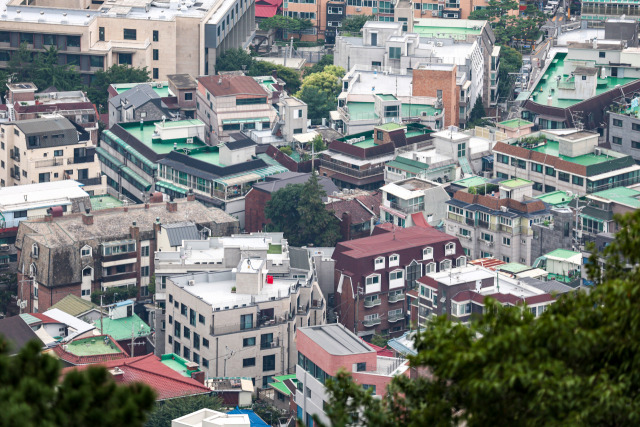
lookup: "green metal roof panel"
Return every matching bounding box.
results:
[500,178,533,188]
[96,146,124,169]
[534,190,575,206]
[104,130,156,170]
[458,157,473,175]
[19,313,40,325]
[590,187,640,208]
[156,181,189,195]
[545,248,581,260]
[120,166,152,191]
[453,176,488,188]
[94,314,151,341]
[498,263,532,274]
[49,294,99,317]
[269,381,293,396]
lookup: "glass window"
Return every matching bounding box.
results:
[119,53,132,65]
[613,118,623,127]
[67,36,80,47]
[240,314,253,330]
[263,354,276,371]
[153,30,159,42]
[203,338,209,348]
[243,337,256,347]
[243,358,255,367]
[612,136,622,145]
[123,29,137,40]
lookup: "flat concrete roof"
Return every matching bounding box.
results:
[300,324,374,356]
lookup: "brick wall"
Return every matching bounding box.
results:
[412,66,460,127]
[244,188,273,233]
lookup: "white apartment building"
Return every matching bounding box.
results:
[165,262,326,389]
[379,177,450,228]
[0,0,256,83]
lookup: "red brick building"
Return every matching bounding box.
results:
[412,64,460,128]
[333,226,465,339]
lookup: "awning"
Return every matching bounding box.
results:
[95,146,124,169]
[588,165,640,181]
[579,213,604,223]
[214,165,288,186]
[222,117,270,125]
[482,155,494,163]
[329,110,341,121]
[120,166,152,191]
[155,180,188,195]
[104,130,156,171]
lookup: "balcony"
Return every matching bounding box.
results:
[77,177,103,186]
[101,271,137,283]
[465,218,475,226]
[319,159,385,179]
[388,201,424,214]
[389,293,405,303]
[35,158,64,168]
[67,155,94,165]
[447,212,464,223]
[478,220,489,229]
[364,298,381,308]
[260,337,281,350]
[9,153,20,162]
[388,313,403,323]
[363,318,381,327]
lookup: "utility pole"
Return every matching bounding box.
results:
[354,285,362,334]
[131,320,136,358]
[100,294,104,335]
[223,345,235,377]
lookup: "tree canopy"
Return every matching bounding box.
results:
[145,394,222,427]
[0,339,155,426]
[469,0,545,46]
[265,174,340,247]
[341,15,376,34]
[498,45,523,100]
[304,54,334,77]
[319,208,640,426]
[296,65,344,123]
[87,64,150,113]
[258,16,312,39]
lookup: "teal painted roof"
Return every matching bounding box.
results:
[590,187,640,208]
[453,176,489,188]
[498,263,532,274]
[535,190,575,206]
[94,314,150,341]
[545,248,581,260]
[386,156,430,174]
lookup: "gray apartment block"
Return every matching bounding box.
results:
[608,111,640,162]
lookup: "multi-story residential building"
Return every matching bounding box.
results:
[530,205,575,261]
[411,0,494,20]
[244,172,339,233]
[295,323,409,426]
[581,3,640,27]
[607,95,640,163]
[326,191,381,241]
[0,0,256,83]
[533,248,582,286]
[14,198,239,313]
[444,179,551,265]
[492,129,640,195]
[384,156,430,183]
[108,84,178,129]
[522,30,640,130]
[0,115,106,194]
[196,75,278,144]
[334,20,495,122]
[333,67,445,134]
[275,95,308,143]
[333,225,465,338]
[413,265,556,326]
[379,177,450,227]
[0,83,99,144]
[99,118,289,220]
[165,260,326,388]
[0,180,91,272]
[319,122,434,189]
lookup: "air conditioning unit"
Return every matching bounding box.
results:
[186,137,194,144]
[489,242,494,247]
[500,206,508,212]
[595,148,602,155]
[356,7,361,11]
[156,82,163,88]
[432,10,438,16]
[187,279,195,286]
[436,41,443,47]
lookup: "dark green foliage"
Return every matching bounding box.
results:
[145,394,222,427]
[297,86,336,125]
[304,54,334,77]
[467,97,491,128]
[497,46,523,100]
[370,334,389,348]
[0,339,155,426]
[279,145,293,156]
[250,400,283,426]
[341,15,375,34]
[265,174,340,247]
[317,208,640,426]
[468,183,499,195]
[469,0,545,47]
[215,48,254,73]
[247,61,302,94]
[311,134,326,152]
[258,16,312,39]
[91,286,139,305]
[88,65,150,112]
[0,272,17,316]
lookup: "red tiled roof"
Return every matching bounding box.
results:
[54,335,129,366]
[62,353,210,400]
[14,101,97,115]
[416,276,439,290]
[469,257,507,271]
[406,289,419,298]
[265,144,298,171]
[355,191,382,212]
[523,293,555,305]
[256,3,279,17]
[327,197,378,225]
[31,313,60,324]
[334,226,458,259]
[199,75,267,97]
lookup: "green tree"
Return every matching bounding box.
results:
[341,15,375,34]
[247,61,303,94]
[265,174,340,246]
[318,208,640,426]
[279,145,293,156]
[467,96,490,128]
[258,15,312,40]
[145,394,222,427]
[250,400,283,426]
[297,69,343,99]
[88,64,150,112]
[215,48,254,73]
[370,334,388,348]
[296,174,341,247]
[304,54,334,77]
[0,339,155,426]
[469,0,544,47]
[311,134,326,152]
[297,85,335,125]
[91,286,139,305]
[497,45,523,100]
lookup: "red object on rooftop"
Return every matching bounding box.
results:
[266,275,274,284]
[50,206,64,217]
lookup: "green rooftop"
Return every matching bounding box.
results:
[49,294,99,317]
[161,353,201,377]
[453,176,489,188]
[377,94,398,101]
[267,244,282,254]
[354,139,377,148]
[529,52,637,108]
[120,120,223,166]
[114,83,170,98]
[90,195,124,211]
[386,156,430,175]
[535,190,576,206]
[590,187,640,208]
[269,374,298,396]
[498,263,532,274]
[414,25,482,37]
[545,248,581,260]
[345,102,441,122]
[94,314,151,341]
[526,139,613,166]
[66,337,122,357]
[376,122,405,131]
[498,118,534,129]
[500,178,533,188]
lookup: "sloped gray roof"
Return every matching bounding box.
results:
[0,316,43,355]
[520,277,575,295]
[15,116,75,135]
[161,222,201,247]
[253,173,340,197]
[289,247,310,271]
[109,84,160,109]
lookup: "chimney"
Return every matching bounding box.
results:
[144,203,150,209]
[190,370,205,384]
[108,367,125,382]
[82,213,94,226]
[187,188,196,202]
[166,201,178,212]
[44,214,53,222]
[130,221,140,241]
[272,70,278,80]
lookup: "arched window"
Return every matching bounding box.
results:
[81,245,92,257]
[445,242,456,256]
[82,267,93,277]
[31,243,39,258]
[440,259,452,271]
[423,247,433,260]
[29,263,37,277]
[457,256,466,267]
[425,262,436,274]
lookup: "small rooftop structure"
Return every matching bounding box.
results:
[298,324,374,356]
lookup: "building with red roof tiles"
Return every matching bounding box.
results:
[63,353,211,401]
[326,191,381,241]
[333,226,465,339]
[412,265,557,327]
[54,335,129,366]
[255,0,283,18]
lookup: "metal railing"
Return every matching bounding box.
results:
[35,158,64,168]
[77,177,103,186]
[387,313,403,323]
[319,159,385,179]
[388,293,405,303]
[364,298,381,308]
[67,156,93,165]
[389,201,424,214]
[363,318,381,327]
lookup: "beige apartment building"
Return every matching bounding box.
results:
[166,264,326,389]
[0,115,106,194]
[0,0,256,84]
